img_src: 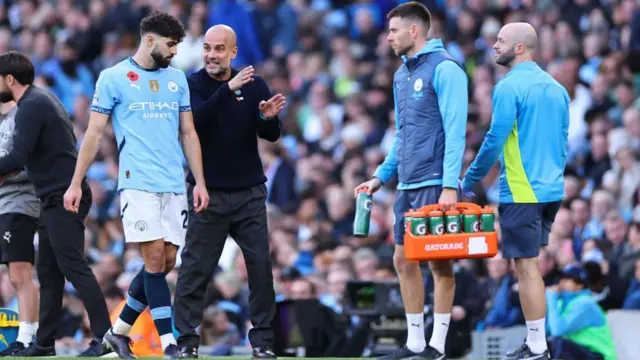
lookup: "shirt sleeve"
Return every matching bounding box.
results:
[462,82,517,189]
[179,73,191,112]
[433,60,468,188]
[91,70,120,115]
[0,101,44,175]
[373,86,399,184]
[189,77,233,129]
[255,77,281,142]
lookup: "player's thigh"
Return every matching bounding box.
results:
[120,189,165,243]
[498,203,543,259]
[541,201,562,246]
[0,213,37,265]
[408,186,444,209]
[392,190,412,245]
[161,192,188,248]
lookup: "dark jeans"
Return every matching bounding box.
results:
[550,337,605,360]
[174,184,276,348]
[36,189,111,346]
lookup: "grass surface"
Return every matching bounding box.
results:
[2,356,470,360]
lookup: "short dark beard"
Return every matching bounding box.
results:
[395,44,412,57]
[0,90,14,103]
[150,48,172,69]
[496,47,516,66]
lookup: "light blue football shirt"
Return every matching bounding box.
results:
[91,57,191,194]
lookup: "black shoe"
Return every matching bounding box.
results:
[377,345,418,360]
[179,345,198,358]
[503,344,549,360]
[103,329,136,359]
[0,341,25,356]
[415,346,446,360]
[13,342,56,357]
[251,346,277,359]
[78,338,112,357]
[164,344,180,359]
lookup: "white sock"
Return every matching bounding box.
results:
[405,313,426,353]
[525,318,548,354]
[428,313,451,354]
[17,321,38,345]
[160,333,177,350]
[112,318,133,336]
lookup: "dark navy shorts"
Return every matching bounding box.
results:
[393,186,444,245]
[498,201,562,259]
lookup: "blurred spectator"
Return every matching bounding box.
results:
[547,264,617,360]
[41,37,95,117]
[479,252,524,329]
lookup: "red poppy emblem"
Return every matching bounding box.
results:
[127,71,139,81]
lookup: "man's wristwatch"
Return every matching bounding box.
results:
[259,113,273,121]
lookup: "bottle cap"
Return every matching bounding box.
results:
[481,206,495,214]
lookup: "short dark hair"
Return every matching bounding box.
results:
[387,1,431,32]
[0,51,35,85]
[139,11,186,42]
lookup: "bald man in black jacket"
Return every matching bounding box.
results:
[173,25,285,360]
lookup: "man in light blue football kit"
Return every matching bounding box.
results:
[64,12,208,359]
[460,23,570,360]
[355,3,467,360]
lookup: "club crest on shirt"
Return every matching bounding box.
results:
[414,78,423,91]
[149,80,159,93]
[167,81,178,92]
[412,78,424,99]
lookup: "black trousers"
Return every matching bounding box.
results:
[550,338,605,360]
[36,189,111,346]
[174,184,276,348]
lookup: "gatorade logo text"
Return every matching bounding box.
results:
[471,221,479,232]
[424,243,464,251]
[447,222,459,233]
[363,200,372,212]
[434,223,444,235]
[415,224,427,235]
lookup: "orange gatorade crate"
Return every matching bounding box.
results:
[403,202,498,261]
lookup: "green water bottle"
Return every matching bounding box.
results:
[353,188,373,237]
[480,207,495,232]
[445,210,461,234]
[411,210,428,236]
[428,210,445,235]
[404,210,413,235]
[462,210,479,233]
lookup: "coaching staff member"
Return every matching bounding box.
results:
[355,2,468,360]
[173,24,285,359]
[461,23,569,360]
[0,51,111,357]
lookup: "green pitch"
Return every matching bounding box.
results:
[0,356,470,360]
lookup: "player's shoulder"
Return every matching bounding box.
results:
[163,65,188,81]
[97,59,132,82]
[493,77,517,97]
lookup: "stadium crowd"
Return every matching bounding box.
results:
[0,0,639,357]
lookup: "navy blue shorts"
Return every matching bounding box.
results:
[393,186,444,245]
[498,201,562,259]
